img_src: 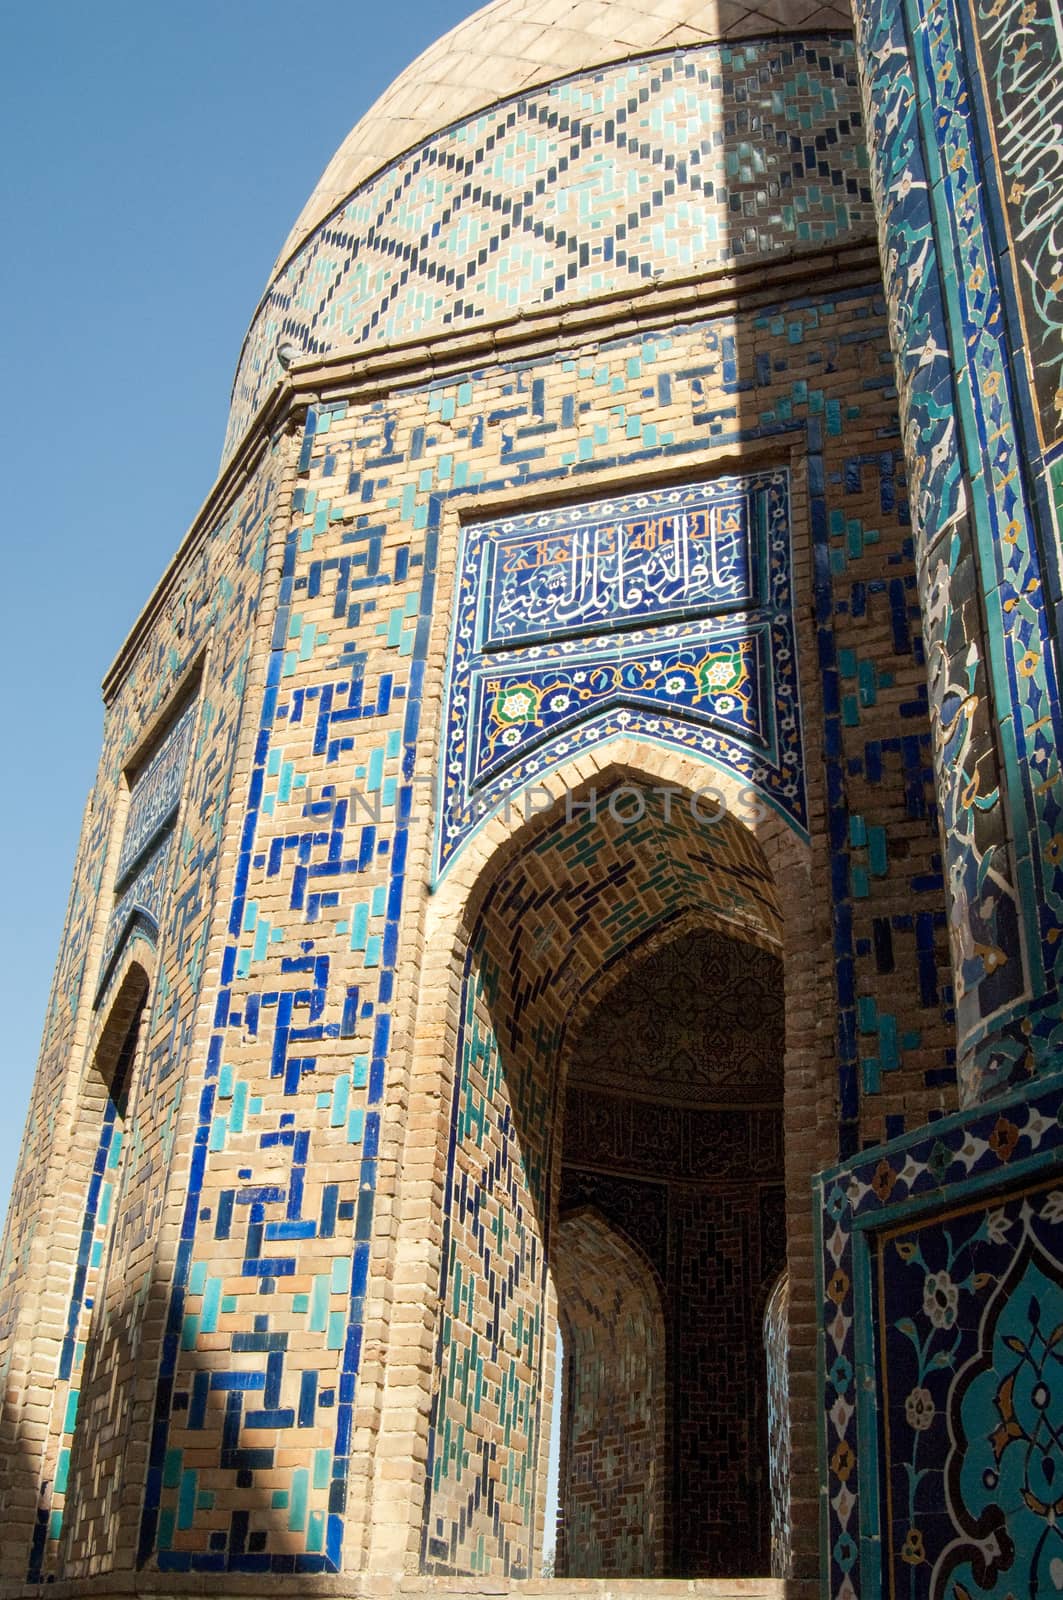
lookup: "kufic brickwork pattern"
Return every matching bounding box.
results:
[3,0,1063,1594]
[2,193,955,1588]
[0,448,285,1583]
[5,277,954,1578]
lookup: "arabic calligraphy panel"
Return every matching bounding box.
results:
[437,469,802,879]
[970,0,1063,449]
[481,483,756,648]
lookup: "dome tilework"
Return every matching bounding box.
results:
[226,32,868,456]
[274,0,853,273]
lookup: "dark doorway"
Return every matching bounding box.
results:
[555,928,786,1577]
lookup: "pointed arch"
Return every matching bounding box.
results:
[386,744,828,1578]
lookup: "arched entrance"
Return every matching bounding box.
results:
[416,753,816,1581]
[556,926,785,1577]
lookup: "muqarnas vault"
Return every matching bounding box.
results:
[2,0,1063,1595]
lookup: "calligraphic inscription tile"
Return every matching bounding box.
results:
[970,0,1063,449]
[902,0,1063,1090]
[438,470,802,878]
[116,702,196,883]
[481,485,755,648]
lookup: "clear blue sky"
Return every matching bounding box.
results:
[0,0,478,1217]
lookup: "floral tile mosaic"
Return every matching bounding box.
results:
[817,1072,1063,1599]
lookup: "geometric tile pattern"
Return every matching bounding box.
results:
[816,1071,1063,1600]
[139,485,419,1572]
[14,0,1063,1586]
[274,0,859,270]
[553,1211,666,1576]
[569,927,783,1105]
[4,267,955,1580]
[437,470,804,878]
[148,291,932,1575]
[425,946,550,1577]
[11,460,282,1582]
[154,287,948,1568]
[561,1065,786,1578]
[225,39,873,458]
[806,397,954,1149]
[28,1073,127,1580]
[97,700,197,996]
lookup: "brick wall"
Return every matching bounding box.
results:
[1,258,953,1582]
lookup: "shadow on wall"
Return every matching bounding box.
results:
[0,25,964,1578]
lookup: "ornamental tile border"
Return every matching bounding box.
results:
[815,1069,1063,1600]
[435,469,805,881]
[853,0,1063,1095]
[226,38,872,458]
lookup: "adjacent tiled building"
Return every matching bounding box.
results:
[2,0,1061,1595]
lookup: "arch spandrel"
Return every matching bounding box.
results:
[425,742,806,952]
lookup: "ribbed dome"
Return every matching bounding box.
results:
[275,0,853,275]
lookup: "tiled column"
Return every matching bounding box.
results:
[852,0,1063,1102]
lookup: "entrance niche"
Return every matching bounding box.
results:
[557,928,785,1578]
[422,769,791,1582]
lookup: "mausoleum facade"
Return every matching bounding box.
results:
[2,0,1062,1595]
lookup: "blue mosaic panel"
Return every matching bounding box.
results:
[138,410,422,1576]
[115,703,197,882]
[481,486,755,646]
[817,1078,1063,1600]
[472,629,769,778]
[130,282,953,1575]
[96,836,172,994]
[27,1097,126,1581]
[225,39,873,458]
[876,1179,1063,1597]
[437,471,804,879]
[96,701,197,996]
[424,948,551,1578]
[23,462,281,1580]
[854,0,1063,1100]
[966,0,1063,454]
